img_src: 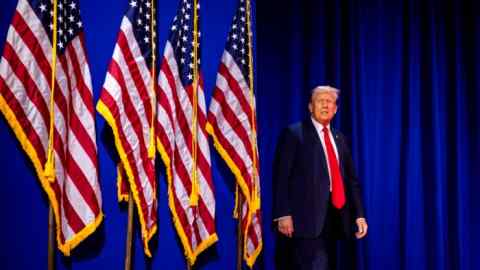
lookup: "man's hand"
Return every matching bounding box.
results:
[277,216,294,238]
[355,217,368,239]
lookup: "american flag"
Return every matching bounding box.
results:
[96,0,158,257]
[156,0,217,265]
[206,0,262,267]
[0,0,102,255]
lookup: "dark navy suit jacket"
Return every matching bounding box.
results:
[273,119,365,239]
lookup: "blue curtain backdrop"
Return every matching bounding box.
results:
[257,0,480,270]
[0,0,479,270]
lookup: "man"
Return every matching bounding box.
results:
[273,86,368,270]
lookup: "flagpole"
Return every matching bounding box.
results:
[124,1,156,268]
[48,2,59,269]
[246,0,258,210]
[148,0,157,159]
[189,0,200,267]
[236,191,244,270]
[48,205,55,270]
[124,191,135,270]
[190,0,200,207]
[188,0,199,267]
[44,0,58,182]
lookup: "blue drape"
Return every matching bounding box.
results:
[0,0,479,269]
[257,0,480,270]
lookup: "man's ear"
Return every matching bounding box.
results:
[308,102,312,113]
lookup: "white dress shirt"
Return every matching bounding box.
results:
[311,117,339,192]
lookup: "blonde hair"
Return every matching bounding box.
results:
[310,85,340,101]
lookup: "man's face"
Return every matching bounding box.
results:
[309,91,337,125]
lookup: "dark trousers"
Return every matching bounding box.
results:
[292,203,342,270]
[293,235,329,270]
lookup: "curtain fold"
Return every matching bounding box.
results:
[258,0,479,269]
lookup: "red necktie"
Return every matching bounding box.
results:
[322,126,346,209]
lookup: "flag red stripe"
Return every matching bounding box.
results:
[220,60,262,182]
[172,145,215,233]
[58,54,73,111]
[157,58,176,126]
[209,85,255,163]
[245,212,259,247]
[117,31,152,126]
[4,43,82,189]
[156,127,172,157]
[65,150,100,215]
[218,63,253,121]
[191,209,202,247]
[171,189,193,244]
[68,109,98,165]
[180,80,215,186]
[52,127,68,174]
[108,59,155,188]
[156,58,180,158]
[197,192,216,234]
[0,76,46,164]
[62,186,86,233]
[2,42,50,128]
[208,119,253,195]
[170,83,214,192]
[65,42,94,116]
[207,110,254,191]
[160,61,214,192]
[99,89,151,223]
[4,42,70,177]
[63,42,98,167]
[11,12,70,127]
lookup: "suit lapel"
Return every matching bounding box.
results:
[304,119,329,175]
